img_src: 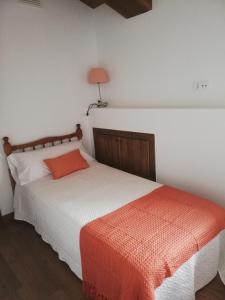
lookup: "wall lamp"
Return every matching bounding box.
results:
[86,68,109,116]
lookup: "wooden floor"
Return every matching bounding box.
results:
[0,220,225,300]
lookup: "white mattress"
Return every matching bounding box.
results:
[14,161,225,300]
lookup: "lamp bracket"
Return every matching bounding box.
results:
[86,100,108,116]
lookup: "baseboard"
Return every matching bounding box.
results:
[1,213,14,224]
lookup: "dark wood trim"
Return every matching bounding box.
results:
[93,128,156,181]
[2,124,83,191]
[94,127,154,141]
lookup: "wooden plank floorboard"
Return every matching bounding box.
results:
[0,220,224,300]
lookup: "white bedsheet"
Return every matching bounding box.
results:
[14,162,225,300]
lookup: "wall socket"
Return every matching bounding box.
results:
[193,80,209,91]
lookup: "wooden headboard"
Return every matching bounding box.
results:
[93,128,156,181]
[2,124,83,189]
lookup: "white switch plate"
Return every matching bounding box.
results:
[193,80,209,90]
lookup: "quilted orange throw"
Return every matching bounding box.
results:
[80,186,225,300]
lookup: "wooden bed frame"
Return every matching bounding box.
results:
[2,124,83,190]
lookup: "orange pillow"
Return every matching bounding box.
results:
[44,149,89,179]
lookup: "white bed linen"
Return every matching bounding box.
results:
[14,162,225,300]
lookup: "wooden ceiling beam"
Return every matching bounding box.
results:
[80,0,105,9]
[105,0,152,18]
[80,0,152,18]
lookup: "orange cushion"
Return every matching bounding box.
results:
[44,149,89,179]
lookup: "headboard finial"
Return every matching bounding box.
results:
[3,136,13,156]
[3,136,9,143]
[76,124,83,140]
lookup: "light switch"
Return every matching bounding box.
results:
[193,81,209,90]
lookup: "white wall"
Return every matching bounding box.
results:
[94,0,225,108]
[90,108,225,207]
[2,0,225,214]
[0,0,98,215]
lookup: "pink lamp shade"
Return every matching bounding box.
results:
[88,68,109,84]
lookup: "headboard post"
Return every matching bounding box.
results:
[3,137,13,156]
[2,137,15,191]
[76,124,83,140]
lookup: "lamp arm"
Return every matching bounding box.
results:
[86,103,98,116]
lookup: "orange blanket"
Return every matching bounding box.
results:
[80,186,225,300]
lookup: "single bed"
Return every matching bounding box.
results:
[3,125,225,300]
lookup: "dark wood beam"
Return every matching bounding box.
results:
[80,0,104,9]
[105,0,152,18]
[80,0,152,18]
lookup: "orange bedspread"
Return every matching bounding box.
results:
[80,186,225,300]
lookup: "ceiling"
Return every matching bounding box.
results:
[80,0,152,18]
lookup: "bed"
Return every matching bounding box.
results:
[3,125,225,300]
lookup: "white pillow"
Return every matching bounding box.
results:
[7,141,94,186]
